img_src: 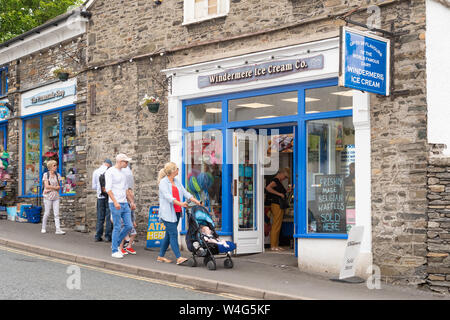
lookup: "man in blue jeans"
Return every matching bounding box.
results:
[105,153,136,259]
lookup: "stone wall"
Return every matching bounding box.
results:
[83,54,170,235]
[426,147,450,294]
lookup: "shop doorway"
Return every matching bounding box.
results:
[232,125,297,255]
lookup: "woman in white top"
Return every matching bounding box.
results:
[41,160,65,235]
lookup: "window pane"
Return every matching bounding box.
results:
[185,130,223,230]
[62,110,76,194]
[186,102,221,127]
[0,70,6,95]
[24,118,40,195]
[307,117,355,234]
[42,114,60,176]
[228,91,298,122]
[208,0,217,15]
[305,86,354,113]
[194,0,207,19]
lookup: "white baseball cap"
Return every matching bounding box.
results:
[116,153,132,162]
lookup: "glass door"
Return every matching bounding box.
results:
[233,130,263,254]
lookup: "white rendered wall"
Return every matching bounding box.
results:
[426,1,450,155]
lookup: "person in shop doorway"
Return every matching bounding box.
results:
[92,159,113,242]
[157,162,201,265]
[118,164,137,255]
[265,167,291,251]
[105,154,135,259]
[41,160,65,235]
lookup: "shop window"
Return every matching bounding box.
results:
[306,117,355,234]
[24,118,41,195]
[305,86,354,113]
[62,110,76,194]
[0,125,7,151]
[228,91,298,122]
[23,108,76,196]
[185,130,223,230]
[183,0,230,25]
[186,101,222,127]
[0,68,7,96]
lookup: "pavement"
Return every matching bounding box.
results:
[0,219,449,300]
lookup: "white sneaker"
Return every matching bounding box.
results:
[111,251,123,259]
[41,229,46,234]
[55,230,66,235]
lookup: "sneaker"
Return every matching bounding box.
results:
[120,248,128,255]
[125,247,136,255]
[123,240,129,249]
[55,230,66,235]
[41,229,46,234]
[111,251,123,259]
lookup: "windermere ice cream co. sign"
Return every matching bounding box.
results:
[198,54,324,88]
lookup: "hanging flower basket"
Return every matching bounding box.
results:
[140,95,161,114]
[51,66,72,82]
[147,103,160,113]
[58,72,69,81]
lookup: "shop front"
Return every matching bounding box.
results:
[20,79,78,198]
[164,38,372,275]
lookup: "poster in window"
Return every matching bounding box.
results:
[314,174,347,233]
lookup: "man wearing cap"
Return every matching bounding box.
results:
[92,159,113,242]
[105,154,136,258]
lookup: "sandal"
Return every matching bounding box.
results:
[157,256,172,263]
[176,257,188,265]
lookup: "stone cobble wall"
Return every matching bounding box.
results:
[83,55,170,236]
[426,148,450,294]
[369,1,428,286]
[87,0,398,66]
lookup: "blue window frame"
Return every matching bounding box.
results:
[21,105,76,197]
[0,67,7,96]
[182,78,354,240]
[0,123,7,151]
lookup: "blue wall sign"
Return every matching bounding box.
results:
[339,27,390,96]
[146,206,166,248]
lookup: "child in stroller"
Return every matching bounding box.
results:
[185,204,235,270]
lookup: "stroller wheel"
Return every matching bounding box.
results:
[207,260,216,271]
[224,258,233,269]
[187,257,197,267]
[203,256,211,266]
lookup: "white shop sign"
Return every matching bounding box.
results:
[21,78,77,117]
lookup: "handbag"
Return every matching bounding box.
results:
[278,195,289,209]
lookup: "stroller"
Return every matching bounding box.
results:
[185,204,234,270]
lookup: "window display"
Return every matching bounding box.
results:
[185,130,222,230]
[24,118,40,195]
[42,114,59,174]
[62,110,76,194]
[307,117,355,234]
[23,108,76,196]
